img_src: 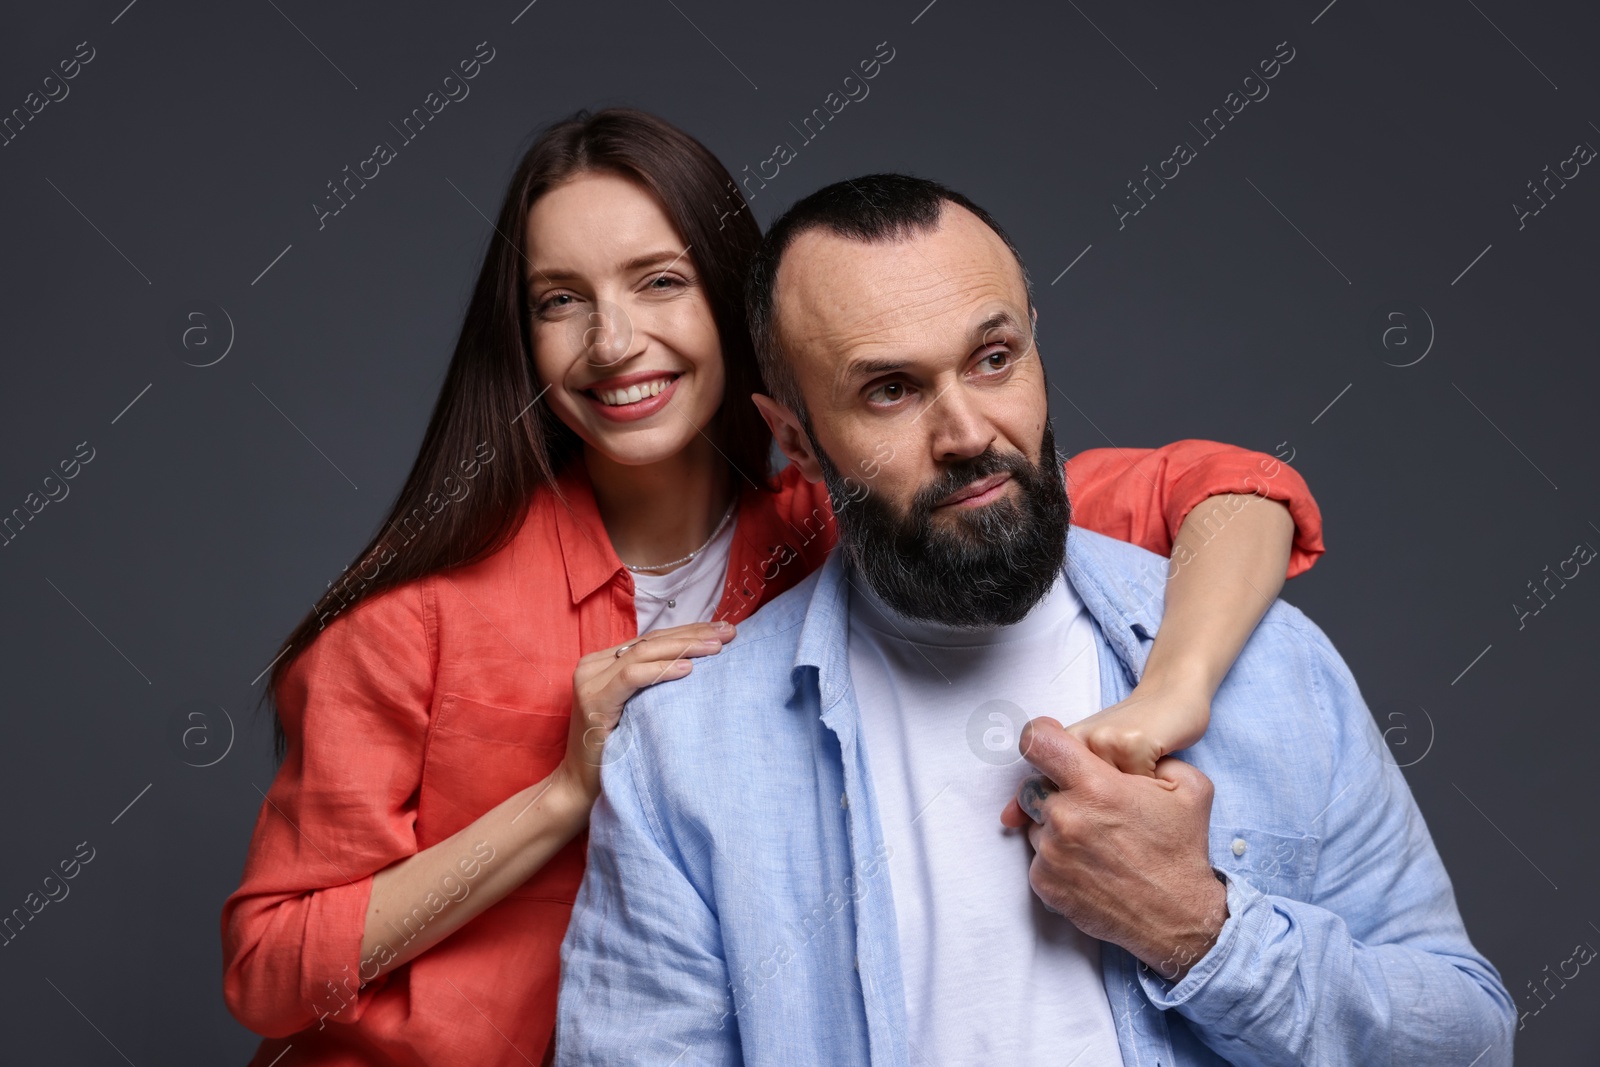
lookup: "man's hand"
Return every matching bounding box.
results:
[1000,716,1229,982]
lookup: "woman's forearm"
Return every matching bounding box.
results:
[358,766,590,978]
[1143,493,1295,696]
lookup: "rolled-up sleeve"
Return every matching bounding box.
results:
[220,582,435,1038]
[1064,439,1324,578]
[1135,612,1516,1065]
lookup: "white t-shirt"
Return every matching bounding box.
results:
[847,567,1125,1067]
[630,517,737,634]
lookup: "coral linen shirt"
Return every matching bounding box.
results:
[220,440,1323,1067]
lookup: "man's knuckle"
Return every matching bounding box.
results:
[1028,861,1049,897]
[1044,803,1079,841]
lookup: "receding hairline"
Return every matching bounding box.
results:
[767,199,1033,353]
[746,174,1037,416]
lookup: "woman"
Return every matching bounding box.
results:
[221,108,1323,1066]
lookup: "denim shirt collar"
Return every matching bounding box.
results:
[792,525,1167,694]
[1063,524,1167,681]
[791,546,855,714]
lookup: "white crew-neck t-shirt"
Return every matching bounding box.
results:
[629,517,738,634]
[846,567,1125,1066]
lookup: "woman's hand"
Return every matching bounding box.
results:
[1064,672,1211,779]
[558,620,735,804]
[1068,494,1292,778]
[355,621,734,986]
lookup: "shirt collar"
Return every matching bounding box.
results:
[551,464,789,609]
[793,550,854,713]
[551,464,627,606]
[793,524,1166,705]
[1062,525,1166,677]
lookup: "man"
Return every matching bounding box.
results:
[555,174,1514,1065]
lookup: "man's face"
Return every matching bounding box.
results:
[764,203,1069,627]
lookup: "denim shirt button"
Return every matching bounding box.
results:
[841,792,849,810]
[1231,837,1248,856]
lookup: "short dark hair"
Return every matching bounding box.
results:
[745,173,1034,414]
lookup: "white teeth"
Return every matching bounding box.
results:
[595,377,670,406]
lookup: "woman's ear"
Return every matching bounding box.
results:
[751,394,825,482]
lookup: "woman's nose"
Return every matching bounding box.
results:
[577,297,637,369]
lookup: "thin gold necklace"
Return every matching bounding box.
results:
[622,498,738,574]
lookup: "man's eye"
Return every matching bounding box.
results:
[867,382,908,404]
[981,349,1012,371]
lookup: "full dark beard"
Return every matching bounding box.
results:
[812,420,1071,628]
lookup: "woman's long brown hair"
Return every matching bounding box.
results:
[262,108,771,760]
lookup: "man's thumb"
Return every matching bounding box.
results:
[1152,755,1212,799]
[1019,716,1097,790]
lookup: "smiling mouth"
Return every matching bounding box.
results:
[586,373,679,407]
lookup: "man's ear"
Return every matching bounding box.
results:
[751,394,825,482]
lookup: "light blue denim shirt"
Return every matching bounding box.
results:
[556,527,1515,1065]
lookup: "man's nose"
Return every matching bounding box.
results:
[926,384,996,461]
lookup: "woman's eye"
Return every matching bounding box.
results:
[647,274,683,291]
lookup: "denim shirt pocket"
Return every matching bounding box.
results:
[1208,824,1320,899]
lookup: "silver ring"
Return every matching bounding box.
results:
[615,643,635,658]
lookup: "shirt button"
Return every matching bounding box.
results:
[1231,837,1248,857]
[841,792,849,810]
[853,955,860,971]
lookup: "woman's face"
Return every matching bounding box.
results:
[525,171,725,468]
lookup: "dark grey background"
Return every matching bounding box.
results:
[1,0,1595,1062]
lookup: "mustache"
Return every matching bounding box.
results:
[819,420,1071,629]
[909,449,1038,518]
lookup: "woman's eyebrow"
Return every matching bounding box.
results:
[526,250,690,288]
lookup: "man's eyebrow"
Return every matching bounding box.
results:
[835,310,1029,387]
[842,357,909,380]
[975,310,1027,337]
[526,250,691,288]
